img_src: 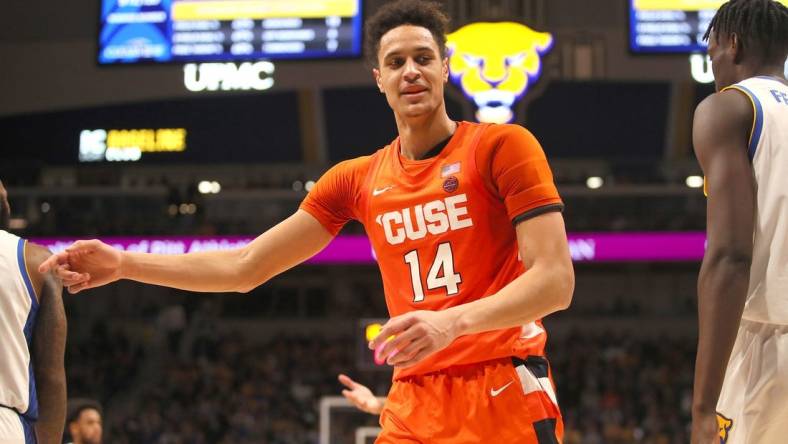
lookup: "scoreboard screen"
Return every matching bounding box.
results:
[99,0,363,64]
[630,0,788,53]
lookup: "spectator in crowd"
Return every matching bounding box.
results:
[65,399,103,444]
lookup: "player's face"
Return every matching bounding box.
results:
[71,409,103,444]
[708,30,737,92]
[0,180,9,230]
[373,25,449,120]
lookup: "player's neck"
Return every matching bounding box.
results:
[395,109,457,161]
[736,61,787,83]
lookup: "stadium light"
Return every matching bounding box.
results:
[198,180,222,194]
[198,181,213,194]
[686,175,704,188]
[586,176,604,189]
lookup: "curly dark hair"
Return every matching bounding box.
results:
[704,0,788,64]
[364,0,451,67]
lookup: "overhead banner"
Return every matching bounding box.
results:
[33,232,708,263]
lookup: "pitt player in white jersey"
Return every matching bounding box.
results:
[0,180,66,444]
[690,1,788,443]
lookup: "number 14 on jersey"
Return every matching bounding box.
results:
[403,242,462,302]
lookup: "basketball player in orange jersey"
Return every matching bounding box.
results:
[40,1,574,442]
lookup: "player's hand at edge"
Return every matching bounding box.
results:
[38,239,122,294]
[38,248,91,290]
[338,374,383,415]
[369,310,460,369]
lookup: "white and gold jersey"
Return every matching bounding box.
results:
[724,76,788,325]
[0,230,39,428]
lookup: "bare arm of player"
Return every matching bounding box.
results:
[371,211,574,367]
[338,374,385,415]
[690,90,756,444]
[39,210,333,294]
[27,244,67,444]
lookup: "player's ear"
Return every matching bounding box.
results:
[373,68,384,93]
[442,57,449,83]
[730,32,743,64]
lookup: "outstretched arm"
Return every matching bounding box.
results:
[27,244,67,444]
[690,90,755,444]
[40,210,333,294]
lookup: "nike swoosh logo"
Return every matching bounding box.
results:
[372,186,394,196]
[490,381,514,397]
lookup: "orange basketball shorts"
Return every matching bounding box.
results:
[377,356,563,444]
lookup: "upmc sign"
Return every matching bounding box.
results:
[183,61,275,92]
[692,56,788,84]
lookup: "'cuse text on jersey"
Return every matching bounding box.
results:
[375,194,474,245]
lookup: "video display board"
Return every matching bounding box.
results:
[99,0,363,64]
[630,0,788,53]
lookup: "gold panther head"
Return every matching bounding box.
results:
[446,22,553,123]
[717,413,733,443]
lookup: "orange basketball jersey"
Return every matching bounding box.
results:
[301,121,563,379]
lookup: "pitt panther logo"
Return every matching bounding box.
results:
[717,413,733,443]
[447,22,553,124]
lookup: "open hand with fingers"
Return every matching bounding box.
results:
[38,239,123,293]
[368,309,461,368]
[338,374,384,415]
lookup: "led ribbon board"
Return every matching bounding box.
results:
[79,128,187,162]
[34,232,708,263]
[446,22,553,124]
